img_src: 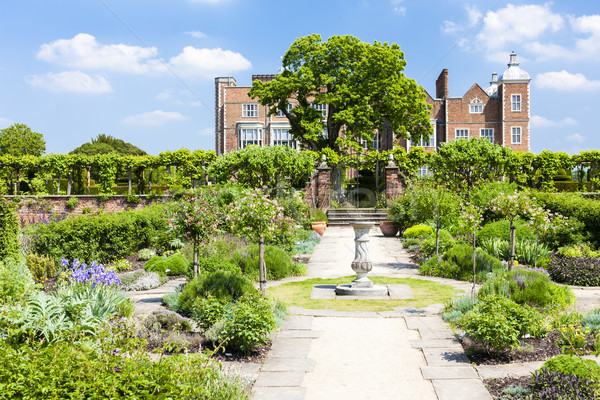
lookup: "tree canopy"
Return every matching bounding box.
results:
[0,123,46,156]
[70,134,146,156]
[248,34,432,152]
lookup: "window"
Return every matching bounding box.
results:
[511,126,521,144]
[242,103,258,118]
[277,103,293,117]
[455,129,469,140]
[469,97,484,113]
[322,127,328,138]
[480,128,494,143]
[511,94,521,112]
[372,132,381,151]
[415,134,435,147]
[272,128,296,148]
[311,103,327,117]
[417,165,432,177]
[239,128,262,148]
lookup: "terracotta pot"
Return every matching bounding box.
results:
[379,221,399,237]
[311,221,326,236]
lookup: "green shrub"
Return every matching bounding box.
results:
[65,197,79,210]
[548,255,600,286]
[583,310,600,332]
[137,248,156,260]
[145,253,189,276]
[25,253,56,283]
[403,225,434,239]
[0,199,19,261]
[458,295,543,354]
[419,244,502,281]
[542,354,600,382]
[119,270,165,291]
[478,267,574,310]
[29,203,168,264]
[200,233,247,261]
[161,288,182,313]
[557,243,600,258]
[477,219,536,243]
[191,296,227,329]
[529,368,599,399]
[233,244,293,281]
[193,256,241,277]
[478,237,508,260]
[309,208,328,223]
[420,229,456,256]
[143,310,192,332]
[514,240,552,265]
[0,259,36,304]
[220,292,276,354]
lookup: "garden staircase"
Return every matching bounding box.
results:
[326,208,389,226]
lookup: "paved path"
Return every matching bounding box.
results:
[253,226,490,400]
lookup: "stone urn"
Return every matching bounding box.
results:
[379,221,398,237]
[349,221,375,287]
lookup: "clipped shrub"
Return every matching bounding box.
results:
[419,244,502,281]
[402,225,434,239]
[25,253,56,283]
[0,199,19,260]
[542,354,600,382]
[458,295,543,354]
[477,219,536,243]
[144,253,189,276]
[233,244,293,281]
[194,256,240,276]
[478,267,574,310]
[420,229,456,256]
[530,368,599,400]
[548,255,600,286]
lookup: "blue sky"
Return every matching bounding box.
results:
[0,0,598,155]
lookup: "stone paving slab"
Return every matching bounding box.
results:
[476,361,545,379]
[252,386,306,400]
[253,371,305,387]
[405,316,448,330]
[220,361,261,377]
[281,315,313,330]
[277,330,321,339]
[432,379,492,400]
[261,357,316,372]
[416,328,456,340]
[268,338,312,358]
[410,338,462,349]
[388,284,415,299]
[422,348,471,366]
[309,284,414,300]
[421,366,480,380]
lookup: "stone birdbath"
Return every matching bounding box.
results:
[335,221,388,296]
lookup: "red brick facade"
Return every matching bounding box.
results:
[215,52,530,156]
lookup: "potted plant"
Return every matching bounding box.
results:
[310,208,328,235]
[379,221,398,237]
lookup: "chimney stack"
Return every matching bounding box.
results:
[436,69,449,99]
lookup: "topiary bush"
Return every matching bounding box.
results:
[477,218,536,243]
[233,244,293,281]
[548,255,600,286]
[419,244,503,281]
[478,267,574,310]
[0,199,19,261]
[419,229,456,256]
[402,224,434,239]
[144,253,189,276]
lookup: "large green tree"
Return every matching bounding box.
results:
[71,134,146,156]
[249,34,432,152]
[0,123,45,156]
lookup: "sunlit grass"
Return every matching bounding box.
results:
[267,275,461,312]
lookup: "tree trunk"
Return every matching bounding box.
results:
[148,170,153,193]
[508,224,516,270]
[67,171,72,196]
[128,168,132,195]
[86,167,91,195]
[193,240,199,279]
[534,232,540,268]
[259,235,266,295]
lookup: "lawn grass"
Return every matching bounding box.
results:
[267,275,461,312]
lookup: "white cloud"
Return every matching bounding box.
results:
[536,71,600,91]
[531,115,578,128]
[37,33,162,74]
[121,110,188,126]
[440,5,481,36]
[390,0,406,15]
[0,117,13,127]
[185,31,208,39]
[26,71,113,93]
[169,46,251,78]
[475,4,563,62]
[566,133,585,144]
[197,127,213,136]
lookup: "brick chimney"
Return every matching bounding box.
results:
[436,69,449,99]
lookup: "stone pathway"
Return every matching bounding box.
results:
[253,226,491,400]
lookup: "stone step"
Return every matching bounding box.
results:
[326,208,390,225]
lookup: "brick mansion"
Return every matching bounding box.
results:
[214,52,530,155]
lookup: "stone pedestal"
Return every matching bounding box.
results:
[335,221,389,296]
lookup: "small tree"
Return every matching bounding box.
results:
[168,195,219,278]
[489,192,533,269]
[0,123,46,156]
[227,190,292,294]
[458,202,483,300]
[528,204,568,267]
